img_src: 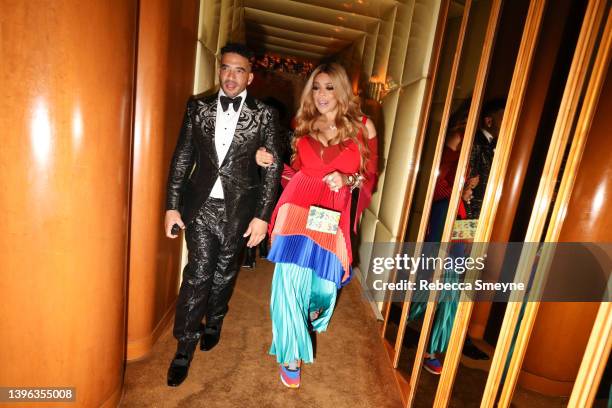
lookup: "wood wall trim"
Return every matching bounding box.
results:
[383,0,451,363]
[432,0,547,405]
[431,0,505,404]
[564,9,612,407]
[496,0,609,405]
[403,1,475,405]
[126,300,177,361]
[569,302,612,407]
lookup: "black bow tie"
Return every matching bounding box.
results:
[220,95,242,112]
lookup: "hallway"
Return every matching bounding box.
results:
[2,1,611,406]
[121,260,402,408]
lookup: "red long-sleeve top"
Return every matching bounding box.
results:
[279,127,378,233]
[433,146,467,219]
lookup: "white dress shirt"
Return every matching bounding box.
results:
[480,128,496,153]
[480,128,494,143]
[209,88,247,199]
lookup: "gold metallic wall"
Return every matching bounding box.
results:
[194,0,245,94]
[0,1,138,406]
[352,0,444,309]
[126,0,200,361]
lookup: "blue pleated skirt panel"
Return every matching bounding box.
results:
[269,262,337,364]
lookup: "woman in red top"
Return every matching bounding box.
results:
[410,122,477,375]
[427,123,475,241]
[256,63,377,388]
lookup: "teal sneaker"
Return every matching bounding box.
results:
[423,358,443,375]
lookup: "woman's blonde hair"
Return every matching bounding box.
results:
[292,63,370,174]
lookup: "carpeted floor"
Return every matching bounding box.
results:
[120,259,403,408]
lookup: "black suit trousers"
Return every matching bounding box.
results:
[173,197,247,355]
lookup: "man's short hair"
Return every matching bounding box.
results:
[482,98,506,118]
[220,43,254,62]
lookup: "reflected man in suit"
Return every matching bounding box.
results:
[467,98,505,219]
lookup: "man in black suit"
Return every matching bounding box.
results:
[164,43,281,386]
[467,98,505,219]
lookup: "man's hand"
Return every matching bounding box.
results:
[243,217,268,248]
[255,147,274,167]
[165,210,185,238]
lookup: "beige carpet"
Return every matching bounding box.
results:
[121,259,403,408]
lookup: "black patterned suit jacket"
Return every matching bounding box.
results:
[165,91,282,230]
[467,129,496,220]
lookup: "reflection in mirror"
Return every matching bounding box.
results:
[591,340,611,408]
[386,0,467,386]
[447,0,590,405]
[408,0,496,405]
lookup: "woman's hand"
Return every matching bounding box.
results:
[462,187,473,204]
[467,175,480,189]
[323,171,346,192]
[255,147,274,167]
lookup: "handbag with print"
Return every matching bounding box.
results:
[306,205,340,234]
[451,219,478,241]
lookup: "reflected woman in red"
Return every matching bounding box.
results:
[256,63,378,388]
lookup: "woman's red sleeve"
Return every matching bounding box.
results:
[433,163,453,201]
[354,136,379,232]
[280,150,302,188]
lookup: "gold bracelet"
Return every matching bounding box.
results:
[346,174,356,187]
[350,173,365,191]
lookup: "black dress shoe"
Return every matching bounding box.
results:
[200,325,221,351]
[259,238,269,258]
[167,352,192,386]
[242,247,256,268]
[462,338,490,360]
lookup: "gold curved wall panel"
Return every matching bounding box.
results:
[195,46,219,94]
[357,208,380,283]
[379,80,428,238]
[0,2,138,406]
[356,0,442,301]
[372,6,397,81]
[126,0,200,361]
[388,1,416,83]
[200,0,222,50]
[402,0,443,86]
[366,221,396,311]
[368,90,400,216]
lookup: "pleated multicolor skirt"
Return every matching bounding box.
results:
[268,262,337,364]
[408,240,465,355]
[267,196,352,364]
[408,269,459,355]
[266,164,357,364]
